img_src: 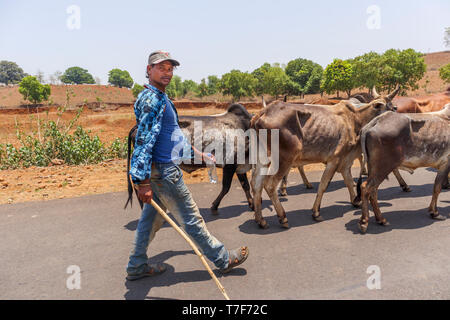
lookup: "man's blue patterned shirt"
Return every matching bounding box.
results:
[129,83,193,183]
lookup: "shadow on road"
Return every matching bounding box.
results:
[237,201,372,235]
[123,250,247,300]
[345,207,450,235]
[124,199,277,232]
[377,183,448,201]
[283,179,347,196]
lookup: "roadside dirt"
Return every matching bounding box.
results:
[0,159,328,205]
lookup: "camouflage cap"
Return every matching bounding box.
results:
[148,50,180,67]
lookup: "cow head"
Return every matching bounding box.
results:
[369,86,400,112]
[368,86,400,112]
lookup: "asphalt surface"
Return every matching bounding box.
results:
[0,168,449,300]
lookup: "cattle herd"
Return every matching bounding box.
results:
[126,87,449,234]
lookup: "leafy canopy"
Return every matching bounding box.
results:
[439,63,450,83]
[321,59,354,97]
[18,76,51,105]
[108,68,134,88]
[219,70,257,101]
[0,60,28,85]
[285,58,323,95]
[61,66,95,84]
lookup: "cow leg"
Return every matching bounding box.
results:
[392,169,411,192]
[369,188,389,226]
[250,164,269,229]
[428,166,449,220]
[311,161,338,222]
[359,176,386,233]
[340,165,360,207]
[298,166,313,189]
[359,179,371,234]
[210,164,236,215]
[278,173,288,196]
[442,174,449,189]
[264,172,290,229]
[237,172,254,211]
[358,154,368,176]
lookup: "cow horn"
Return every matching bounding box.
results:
[371,86,380,99]
[262,95,267,108]
[387,85,401,101]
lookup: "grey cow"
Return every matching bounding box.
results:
[357,105,450,234]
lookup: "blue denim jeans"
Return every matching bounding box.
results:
[126,162,229,274]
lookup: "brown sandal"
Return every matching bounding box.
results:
[220,246,249,274]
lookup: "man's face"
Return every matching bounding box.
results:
[147,61,174,88]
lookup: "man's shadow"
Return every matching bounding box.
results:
[123,250,246,300]
[123,199,277,231]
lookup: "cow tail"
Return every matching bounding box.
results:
[124,125,140,210]
[356,130,369,200]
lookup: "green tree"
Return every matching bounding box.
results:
[60,67,95,84]
[132,83,144,98]
[285,58,323,95]
[350,52,381,92]
[207,75,220,95]
[252,63,272,96]
[439,63,450,83]
[165,75,183,99]
[18,76,51,105]
[0,61,28,85]
[108,68,134,88]
[219,70,257,101]
[181,79,199,97]
[261,66,290,99]
[378,49,426,93]
[321,59,355,98]
[197,78,208,97]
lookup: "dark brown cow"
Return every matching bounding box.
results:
[395,87,450,113]
[249,90,399,229]
[357,105,449,234]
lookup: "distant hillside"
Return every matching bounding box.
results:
[0,85,134,109]
[0,51,449,109]
[408,50,450,97]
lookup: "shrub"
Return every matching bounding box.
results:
[0,107,128,169]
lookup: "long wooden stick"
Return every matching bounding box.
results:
[150,199,231,300]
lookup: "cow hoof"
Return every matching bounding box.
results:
[358,223,368,234]
[279,218,290,229]
[352,196,362,208]
[431,213,446,221]
[312,215,324,222]
[402,186,411,192]
[278,190,288,197]
[210,208,219,215]
[257,220,269,229]
[377,219,390,226]
[305,184,314,190]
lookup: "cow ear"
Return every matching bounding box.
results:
[373,102,385,109]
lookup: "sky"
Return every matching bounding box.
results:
[1,0,449,85]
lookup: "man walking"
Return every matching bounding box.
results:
[126,50,249,280]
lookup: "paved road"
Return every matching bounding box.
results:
[0,168,448,300]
